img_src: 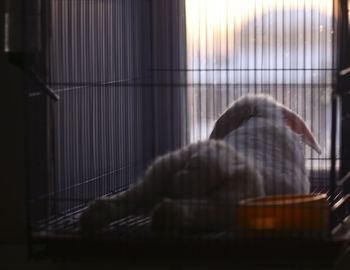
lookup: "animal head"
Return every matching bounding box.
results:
[209,94,322,154]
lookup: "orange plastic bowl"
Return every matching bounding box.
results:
[238,194,329,232]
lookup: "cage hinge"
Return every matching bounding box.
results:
[27,69,59,101]
[7,52,59,101]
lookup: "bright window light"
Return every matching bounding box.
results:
[185,0,336,168]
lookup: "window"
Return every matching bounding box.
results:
[186,0,336,173]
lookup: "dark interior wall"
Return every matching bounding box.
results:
[0,0,26,244]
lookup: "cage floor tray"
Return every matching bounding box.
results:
[33,194,334,240]
[30,204,350,266]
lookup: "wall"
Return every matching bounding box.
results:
[0,0,26,244]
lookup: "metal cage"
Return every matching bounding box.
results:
[8,0,350,265]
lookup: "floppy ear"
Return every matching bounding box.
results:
[209,105,253,139]
[282,107,322,154]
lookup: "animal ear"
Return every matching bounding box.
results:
[209,105,252,139]
[282,107,322,154]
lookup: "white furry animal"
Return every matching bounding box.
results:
[80,140,264,234]
[80,94,321,234]
[210,94,321,195]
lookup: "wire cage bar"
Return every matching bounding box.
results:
[17,0,350,262]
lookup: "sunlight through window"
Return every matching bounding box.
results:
[186,0,335,167]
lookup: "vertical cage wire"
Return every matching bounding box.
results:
[22,0,350,241]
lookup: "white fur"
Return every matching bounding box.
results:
[220,95,310,194]
[80,140,264,234]
[80,94,320,234]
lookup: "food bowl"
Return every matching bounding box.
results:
[238,194,329,232]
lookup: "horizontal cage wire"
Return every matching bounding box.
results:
[23,0,350,250]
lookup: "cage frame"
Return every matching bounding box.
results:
[6,0,350,264]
